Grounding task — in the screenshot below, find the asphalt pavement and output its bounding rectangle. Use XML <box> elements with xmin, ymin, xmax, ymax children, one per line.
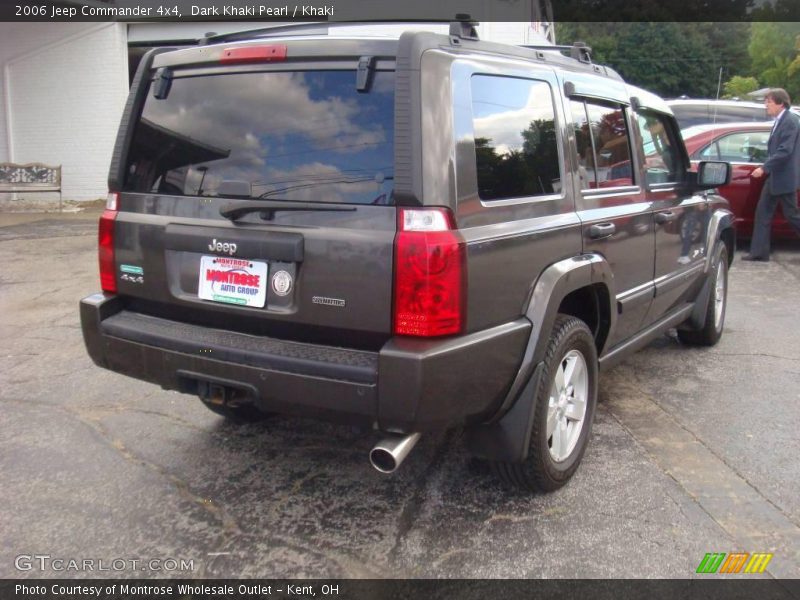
<box><xmin>0</xmin><ymin>210</ymin><xmax>798</xmax><ymax>580</ymax></box>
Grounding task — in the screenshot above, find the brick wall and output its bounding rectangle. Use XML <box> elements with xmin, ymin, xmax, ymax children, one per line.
<box><xmin>0</xmin><ymin>23</ymin><xmax>129</xmax><ymax>203</ymax></box>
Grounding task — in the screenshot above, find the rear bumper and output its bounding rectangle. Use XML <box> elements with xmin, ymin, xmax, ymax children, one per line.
<box><xmin>80</xmin><ymin>294</ymin><xmax>530</xmax><ymax>432</ymax></box>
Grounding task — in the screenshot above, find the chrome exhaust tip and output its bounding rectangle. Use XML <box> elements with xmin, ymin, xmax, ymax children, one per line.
<box><xmin>369</xmin><ymin>432</ymin><xmax>421</xmax><ymax>473</ymax></box>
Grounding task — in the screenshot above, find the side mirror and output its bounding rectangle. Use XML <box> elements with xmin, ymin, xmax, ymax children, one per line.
<box><xmin>695</xmin><ymin>161</ymin><xmax>731</xmax><ymax>189</ymax></box>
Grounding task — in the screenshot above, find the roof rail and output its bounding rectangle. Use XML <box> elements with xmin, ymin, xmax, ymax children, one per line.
<box><xmin>570</xmin><ymin>42</ymin><xmax>592</xmax><ymax>63</ymax></box>
<box><xmin>449</xmin><ymin>14</ymin><xmax>479</xmax><ymax>40</ymax></box>
<box><xmin>521</xmin><ymin>42</ymin><xmax>592</xmax><ymax>64</ymax></box>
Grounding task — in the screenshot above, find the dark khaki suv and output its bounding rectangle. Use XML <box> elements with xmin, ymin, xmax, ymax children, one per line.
<box><xmin>81</xmin><ymin>21</ymin><xmax>735</xmax><ymax>491</ymax></box>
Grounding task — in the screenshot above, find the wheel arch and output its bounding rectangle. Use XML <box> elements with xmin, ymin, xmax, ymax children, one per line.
<box><xmin>556</xmin><ymin>283</ymin><xmax>612</xmax><ymax>359</ymax></box>
<box><xmin>705</xmin><ymin>208</ymin><xmax>736</xmax><ymax>271</ymax></box>
<box><xmin>525</xmin><ymin>254</ymin><xmax>616</xmax><ymax>366</ymax></box>
<box><xmin>719</xmin><ymin>224</ymin><xmax>735</xmax><ymax>267</ymax></box>
<box><xmin>464</xmin><ymin>254</ymin><xmax>615</xmax><ymax>462</ymax></box>
<box><xmin>682</xmin><ymin>209</ymin><xmax>735</xmax><ymax>332</ymax></box>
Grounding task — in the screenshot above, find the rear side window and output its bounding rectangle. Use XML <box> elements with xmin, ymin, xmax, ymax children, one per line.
<box><xmin>471</xmin><ymin>75</ymin><xmax>561</xmax><ymax>201</ymax></box>
<box><xmin>570</xmin><ymin>99</ymin><xmax>634</xmax><ymax>190</ymax></box>
<box><xmin>123</xmin><ymin>70</ymin><xmax>395</xmax><ymax>205</ymax></box>
<box><xmin>636</xmin><ymin>111</ymin><xmax>682</xmax><ymax>185</ymax></box>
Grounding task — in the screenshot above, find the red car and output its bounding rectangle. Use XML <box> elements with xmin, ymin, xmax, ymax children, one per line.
<box><xmin>682</xmin><ymin>122</ymin><xmax>799</xmax><ymax>239</ymax></box>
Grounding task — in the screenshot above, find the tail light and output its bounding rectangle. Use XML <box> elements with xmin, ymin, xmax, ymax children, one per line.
<box><xmin>99</xmin><ymin>192</ymin><xmax>118</xmax><ymax>293</ymax></box>
<box><xmin>393</xmin><ymin>208</ymin><xmax>466</xmax><ymax>337</ymax></box>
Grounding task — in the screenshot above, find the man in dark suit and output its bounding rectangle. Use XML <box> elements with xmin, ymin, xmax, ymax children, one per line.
<box><xmin>744</xmin><ymin>88</ymin><xmax>800</xmax><ymax>261</ymax></box>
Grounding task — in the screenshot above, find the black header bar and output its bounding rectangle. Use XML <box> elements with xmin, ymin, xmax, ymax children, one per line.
<box><xmin>2</xmin><ymin>0</ymin><xmax>799</xmax><ymax>22</ymax></box>
<box><xmin>2</xmin><ymin>579</ymin><xmax>800</xmax><ymax>600</ymax></box>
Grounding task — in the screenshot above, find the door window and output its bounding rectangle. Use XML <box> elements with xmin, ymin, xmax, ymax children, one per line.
<box><xmin>716</xmin><ymin>131</ymin><xmax>770</xmax><ymax>163</ymax></box>
<box><xmin>697</xmin><ymin>142</ymin><xmax>720</xmax><ymax>160</ymax></box>
<box><xmin>570</xmin><ymin>100</ymin><xmax>634</xmax><ymax>190</ymax></box>
<box><xmin>570</xmin><ymin>101</ymin><xmax>596</xmax><ymax>189</ymax></box>
<box><xmin>636</xmin><ymin>112</ymin><xmax>682</xmax><ymax>185</ymax></box>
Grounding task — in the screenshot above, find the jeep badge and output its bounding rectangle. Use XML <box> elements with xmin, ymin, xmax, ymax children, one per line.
<box><xmin>208</xmin><ymin>239</ymin><xmax>238</xmax><ymax>255</ymax></box>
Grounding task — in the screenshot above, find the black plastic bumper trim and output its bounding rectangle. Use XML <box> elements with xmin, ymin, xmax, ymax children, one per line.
<box><xmin>100</xmin><ymin>310</ymin><xmax>377</xmax><ymax>384</ymax></box>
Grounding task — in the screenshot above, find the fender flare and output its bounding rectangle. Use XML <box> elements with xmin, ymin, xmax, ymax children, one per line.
<box><xmin>684</xmin><ymin>208</ymin><xmax>736</xmax><ymax>330</ymax></box>
<box><xmin>465</xmin><ymin>254</ymin><xmax>615</xmax><ymax>462</ymax></box>
<box><xmin>525</xmin><ymin>254</ymin><xmax>616</xmax><ymax>369</ymax></box>
<box><xmin>704</xmin><ymin>208</ymin><xmax>735</xmax><ymax>273</ymax></box>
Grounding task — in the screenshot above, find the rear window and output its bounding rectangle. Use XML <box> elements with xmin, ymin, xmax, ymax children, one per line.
<box><xmin>123</xmin><ymin>70</ymin><xmax>395</xmax><ymax>205</ymax></box>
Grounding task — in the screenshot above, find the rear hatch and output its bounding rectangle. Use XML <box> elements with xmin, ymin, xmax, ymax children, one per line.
<box><xmin>111</xmin><ymin>41</ymin><xmax>398</xmax><ymax>349</ymax></box>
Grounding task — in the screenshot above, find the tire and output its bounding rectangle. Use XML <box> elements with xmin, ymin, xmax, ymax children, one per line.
<box><xmin>492</xmin><ymin>314</ymin><xmax>599</xmax><ymax>492</ymax></box>
<box><xmin>678</xmin><ymin>244</ymin><xmax>728</xmax><ymax>347</ymax></box>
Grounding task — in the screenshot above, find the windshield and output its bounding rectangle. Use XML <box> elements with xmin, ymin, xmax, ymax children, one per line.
<box><xmin>123</xmin><ymin>70</ymin><xmax>395</xmax><ymax>205</ymax></box>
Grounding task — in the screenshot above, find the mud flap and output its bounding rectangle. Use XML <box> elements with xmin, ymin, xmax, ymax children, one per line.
<box><xmin>680</xmin><ymin>247</ymin><xmax>718</xmax><ymax>332</ymax></box>
<box><xmin>464</xmin><ymin>362</ymin><xmax>545</xmax><ymax>463</ymax></box>
<box><xmin>683</xmin><ymin>272</ymin><xmax>712</xmax><ymax>331</ymax></box>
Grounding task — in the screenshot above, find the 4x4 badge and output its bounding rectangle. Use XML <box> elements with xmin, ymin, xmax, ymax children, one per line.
<box><xmin>120</xmin><ymin>264</ymin><xmax>144</xmax><ymax>284</ymax></box>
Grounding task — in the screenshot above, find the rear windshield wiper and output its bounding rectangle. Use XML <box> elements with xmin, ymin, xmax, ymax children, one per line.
<box><xmin>220</xmin><ymin>199</ymin><xmax>357</xmax><ymax>221</ymax></box>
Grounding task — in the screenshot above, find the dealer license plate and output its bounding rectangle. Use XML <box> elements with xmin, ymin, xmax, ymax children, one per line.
<box><xmin>198</xmin><ymin>255</ymin><xmax>268</xmax><ymax>308</ymax></box>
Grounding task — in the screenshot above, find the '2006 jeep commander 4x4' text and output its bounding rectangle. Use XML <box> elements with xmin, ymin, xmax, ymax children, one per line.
<box><xmin>81</xmin><ymin>21</ymin><xmax>735</xmax><ymax>492</ymax></box>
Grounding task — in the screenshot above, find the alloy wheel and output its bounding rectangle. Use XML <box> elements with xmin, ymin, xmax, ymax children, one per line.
<box><xmin>546</xmin><ymin>349</ymin><xmax>589</xmax><ymax>462</ymax></box>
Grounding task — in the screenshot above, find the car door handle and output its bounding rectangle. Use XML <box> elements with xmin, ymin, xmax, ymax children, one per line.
<box><xmin>655</xmin><ymin>210</ymin><xmax>678</xmax><ymax>224</ymax></box>
<box><xmin>588</xmin><ymin>223</ymin><xmax>616</xmax><ymax>239</ymax></box>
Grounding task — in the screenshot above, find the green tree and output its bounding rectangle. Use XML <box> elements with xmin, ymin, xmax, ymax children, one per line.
<box><xmin>552</xmin><ymin>0</ymin><xmax>752</xmax><ymax>22</ymax></box>
<box><xmin>751</xmin><ymin>0</ymin><xmax>800</xmax><ymax>21</ymax></box>
<box><xmin>722</xmin><ymin>75</ymin><xmax>760</xmax><ymax>99</ymax></box>
<box><xmin>555</xmin><ymin>22</ymin><xmax>751</xmax><ymax>99</ymax></box>
<box><xmin>789</xmin><ymin>35</ymin><xmax>800</xmax><ymax>78</ymax></box>
<box><xmin>749</xmin><ymin>22</ymin><xmax>800</xmax><ymax>98</ymax></box>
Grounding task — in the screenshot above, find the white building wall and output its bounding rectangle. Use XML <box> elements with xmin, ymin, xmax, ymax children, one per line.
<box><xmin>0</xmin><ymin>23</ymin><xmax>128</xmax><ymax>202</ymax></box>
<box><xmin>0</xmin><ymin>23</ymin><xmax>100</xmax><ymax>162</ymax></box>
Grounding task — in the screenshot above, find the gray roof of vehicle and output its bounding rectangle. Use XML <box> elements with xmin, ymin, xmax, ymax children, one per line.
<box><xmin>667</xmin><ymin>99</ymin><xmax>765</xmax><ymax>109</ymax></box>
<box><xmin>151</xmin><ymin>30</ymin><xmax>625</xmax><ymax>83</ymax></box>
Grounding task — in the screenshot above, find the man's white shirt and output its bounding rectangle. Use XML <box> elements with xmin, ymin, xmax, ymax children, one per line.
<box><xmin>770</xmin><ymin>108</ymin><xmax>786</xmax><ymax>136</ymax></box>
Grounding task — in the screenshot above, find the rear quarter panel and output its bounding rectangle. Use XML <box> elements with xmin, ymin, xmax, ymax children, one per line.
<box><xmin>420</xmin><ymin>50</ymin><xmax>583</xmax><ymax>334</ymax></box>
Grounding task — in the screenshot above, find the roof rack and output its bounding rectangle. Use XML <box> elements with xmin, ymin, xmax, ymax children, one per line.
<box><xmin>199</xmin><ymin>17</ymin><xmax>482</xmax><ymax>46</ymax></box>
<box><xmin>199</xmin><ymin>22</ymin><xmax>335</xmax><ymax>45</ymax></box>
<box><xmin>194</xmin><ymin>20</ymin><xmax>602</xmax><ymax>77</ymax></box>
<box><xmin>449</xmin><ymin>14</ymin><xmax>479</xmax><ymax>40</ymax></box>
